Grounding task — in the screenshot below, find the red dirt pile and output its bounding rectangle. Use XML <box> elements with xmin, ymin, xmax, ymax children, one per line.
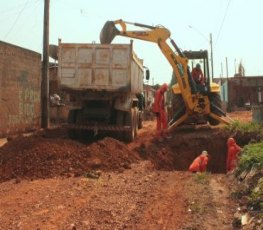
<box><xmin>0</xmin><ymin>132</ymin><xmax>139</xmax><ymax>182</ymax></box>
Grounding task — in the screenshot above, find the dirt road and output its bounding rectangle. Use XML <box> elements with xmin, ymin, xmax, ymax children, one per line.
<box><xmin>0</xmin><ymin>117</ymin><xmax>243</xmax><ymax>230</ymax></box>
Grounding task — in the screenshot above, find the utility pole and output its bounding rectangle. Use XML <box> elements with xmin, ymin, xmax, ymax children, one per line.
<box><xmin>221</xmin><ymin>62</ymin><xmax>223</xmax><ymax>78</ymax></box>
<box><xmin>210</xmin><ymin>33</ymin><xmax>214</xmax><ymax>79</ymax></box>
<box><xmin>41</xmin><ymin>0</ymin><xmax>50</xmax><ymax>128</ymax></box>
<box><xmin>226</xmin><ymin>57</ymin><xmax>229</xmax><ymax>78</ymax></box>
<box><xmin>234</xmin><ymin>58</ymin><xmax>237</xmax><ymax>75</ymax></box>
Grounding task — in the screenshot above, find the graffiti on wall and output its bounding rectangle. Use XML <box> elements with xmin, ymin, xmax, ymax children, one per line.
<box><xmin>7</xmin><ymin>70</ymin><xmax>40</xmax><ymax>126</ymax></box>
<box><xmin>8</xmin><ymin>87</ymin><xmax>40</xmax><ymax>126</ymax></box>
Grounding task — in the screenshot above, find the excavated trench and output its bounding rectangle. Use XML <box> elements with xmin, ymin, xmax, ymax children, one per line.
<box><xmin>168</xmin><ymin>129</ymin><xmax>229</xmax><ymax>173</ymax></box>
<box><xmin>135</xmin><ymin>127</ymin><xmax>258</xmax><ymax>174</ymax></box>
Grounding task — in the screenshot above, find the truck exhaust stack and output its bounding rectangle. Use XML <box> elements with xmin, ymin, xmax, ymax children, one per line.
<box><xmin>100</xmin><ymin>21</ymin><xmax>120</xmax><ymax>44</ymax></box>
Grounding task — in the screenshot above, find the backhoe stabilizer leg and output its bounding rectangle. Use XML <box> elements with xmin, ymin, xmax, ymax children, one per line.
<box><xmin>167</xmin><ymin>113</ymin><xmax>189</xmax><ymax>132</ymax></box>
<box><xmin>209</xmin><ymin>112</ymin><xmax>233</xmax><ymax>125</ymax></box>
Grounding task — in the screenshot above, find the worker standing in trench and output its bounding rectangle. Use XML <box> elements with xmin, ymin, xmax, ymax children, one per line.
<box><xmin>152</xmin><ymin>83</ymin><xmax>170</xmax><ymax>142</ymax></box>
<box><xmin>226</xmin><ymin>137</ymin><xmax>242</xmax><ymax>172</ymax></box>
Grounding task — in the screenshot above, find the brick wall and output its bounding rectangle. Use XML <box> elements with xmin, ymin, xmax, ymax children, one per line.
<box><xmin>0</xmin><ymin>41</ymin><xmax>41</xmax><ymax>137</ymax></box>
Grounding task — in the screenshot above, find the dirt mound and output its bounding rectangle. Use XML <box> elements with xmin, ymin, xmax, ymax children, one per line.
<box><xmin>0</xmin><ymin>131</ymin><xmax>139</xmax><ymax>182</ymax></box>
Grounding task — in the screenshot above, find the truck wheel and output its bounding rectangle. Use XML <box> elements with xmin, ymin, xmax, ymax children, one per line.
<box><xmin>68</xmin><ymin>109</ymin><xmax>77</xmax><ymax>139</ymax></box>
<box><xmin>208</xmin><ymin>93</ymin><xmax>223</xmax><ymax>126</ymax></box>
<box><xmin>116</xmin><ymin>110</ymin><xmax>124</xmax><ymax>125</ymax></box>
<box><xmin>124</xmin><ymin>109</ymin><xmax>135</xmax><ymax>142</ymax></box>
<box><xmin>133</xmin><ymin>108</ymin><xmax>138</xmax><ymax>137</ymax></box>
<box><xmin>116</xmin><ymin>110</ymin><xmax>124</xmax><ymax>141</ymax></box>
<box><xmin>138</xmin><ymin>111</ymin><xmax>143</xmax><ymax>129</ymax></box>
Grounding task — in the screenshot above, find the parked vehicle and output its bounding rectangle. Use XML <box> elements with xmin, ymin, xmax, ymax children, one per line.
<box><xmin>56</xmin><ymin>40</ymin><xmax>148</xmax><ymax>141</ymax></box>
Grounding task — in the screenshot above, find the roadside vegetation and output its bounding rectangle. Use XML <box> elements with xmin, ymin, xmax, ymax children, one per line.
<box><xmin>224</xmin><ymin>120</ymin><xmax>263</xmax><ymax>228</ymax></box>
<box><xmin>236</xmin><ymin>141</ymin><xmax>263</xmax><ymax>174</ymax></box>
<box><xmin>225</xmin><ymin>120</ymin><xmax>263</xmax><ymax>138</ymax></box>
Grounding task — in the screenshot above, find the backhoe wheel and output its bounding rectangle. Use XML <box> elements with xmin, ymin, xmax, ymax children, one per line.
<box><xmin>208</xmin><ymin>93</ymin><xmax>223</xmax><ymax>126</ymax></box>
<box><xmin>170</xmin><ymin>94</ymin><xmax>186</xmax><ymax>125</ymax></box>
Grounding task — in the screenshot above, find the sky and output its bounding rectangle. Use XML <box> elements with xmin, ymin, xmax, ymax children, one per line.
<box><xmin>1</xmin><ymin>0</ymin><xmax>263</xmax><ymax>85</ymax></box>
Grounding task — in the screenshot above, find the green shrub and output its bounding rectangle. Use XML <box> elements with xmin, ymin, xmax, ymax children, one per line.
<box><xmin>193</xmin><ymin>172</ymin><xmax>210</xmax><ymax>184</ymax></box>
<box><xmin>250</xmin><ymin>178</ymin><xmax>263</xmax><ymax>207</ymax></box>
<box><xmin>236</xmin><ymin>141</ymin><xmax>263</xmax><ymax>175</ymax></box>
<box><xmin>225</xmin><ymin>120</ymin><xmax>263</xmax><ymax>136</ymax></box>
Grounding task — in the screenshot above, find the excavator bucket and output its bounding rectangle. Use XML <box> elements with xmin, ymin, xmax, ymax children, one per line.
<box><xmin>100</xmin><ymin>21</ymin><xmax>120</xmax><ymax>44</ymax></box>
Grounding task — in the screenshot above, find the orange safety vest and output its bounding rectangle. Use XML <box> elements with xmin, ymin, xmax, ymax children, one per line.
<box><xmin>152</xmin><ymin>88</ymin><xmax>165</xmax><ymax>113</ymax></box>
<box><xmin>227</xmin><ymin>140</ymin><xmax>241</xmax><ymax>172</ymax></box>
<box><xmin>189</xmin><ymin>155</ymin><xmax>208</xmax><ymax>172</ymax></box>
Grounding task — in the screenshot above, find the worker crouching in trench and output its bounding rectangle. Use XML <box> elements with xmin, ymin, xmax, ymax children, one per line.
<box><xmin>189</xmin><ymin>151</ymin><xmax>209</xmax><ymax>173</ymax></box>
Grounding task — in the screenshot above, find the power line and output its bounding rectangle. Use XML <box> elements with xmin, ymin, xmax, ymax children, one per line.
<box><xmin>0</xmin><ymin>1</ymin><xmax>34</xmax><ymax>14</ymax></box>
<box><xmin>4</xmin><ymin>0</ymin><xmax>30</xmax><ymax>39</ymax></box>
<box><xmin>215</xmin><ymin>0</ymin><xmax>232</xmax><ymax>47</ymax></box>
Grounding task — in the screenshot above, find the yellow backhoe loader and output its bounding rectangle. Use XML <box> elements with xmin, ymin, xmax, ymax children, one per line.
<box><xmin>100</xmin><ymin>19</ymin><xmax>231</xmax><ymax>131</ymax></box>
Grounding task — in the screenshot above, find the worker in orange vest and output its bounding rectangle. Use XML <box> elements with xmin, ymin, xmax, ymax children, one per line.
<box><xmin>189</xmin><ymin>150</ymin><xmax>209</xmax><ymax>173</ymax></box>
<box><xmin>152</xmin><ymin>83</ymin><xmax>169</xmax><ymax>141</ymax></box>
<box><xmin>226</xmin><ymin>137</ymin><xmax>242</xmax><ymax>172</ymax></box>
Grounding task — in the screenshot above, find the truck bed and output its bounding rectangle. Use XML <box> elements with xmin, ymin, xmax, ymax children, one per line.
<box><xmin>58</xmin><ymin>41</ymin><xmax>144</xmax><ymax>94</ymax></box>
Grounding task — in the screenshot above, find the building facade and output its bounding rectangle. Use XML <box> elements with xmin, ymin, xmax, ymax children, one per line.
<box><xmin>215</xmin><ymin>76</ymin><xmax>263</xmax><ymax>111</ymax></box>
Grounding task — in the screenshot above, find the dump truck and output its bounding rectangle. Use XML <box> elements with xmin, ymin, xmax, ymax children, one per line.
<box><xmin>56</xmin><ymin>39</ymin><xmax>148</xmax><ymax>141</ymax></box>
<box><xmin>100</xmin><ymin>20</ymin><xmax>231</xmax><ymax>130</ymax></box>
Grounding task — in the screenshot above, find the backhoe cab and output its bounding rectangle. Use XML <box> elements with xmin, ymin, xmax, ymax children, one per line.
<box><xmin>100</xmin><ymin>20</ymin><xmax>231</xmax><ymax>131</ymax></box>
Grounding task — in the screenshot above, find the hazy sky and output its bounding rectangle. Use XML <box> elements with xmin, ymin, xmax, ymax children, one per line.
<box><xmin>1</xmin><ymin>0</ymin><xmax>263</xmax><ymax>84</ymax></box>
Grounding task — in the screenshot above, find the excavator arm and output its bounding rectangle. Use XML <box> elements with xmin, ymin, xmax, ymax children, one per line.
<box><xmin>100</xmin><ymin>20</ymin><xmax>194</xmax><ymax>113</ymax></box>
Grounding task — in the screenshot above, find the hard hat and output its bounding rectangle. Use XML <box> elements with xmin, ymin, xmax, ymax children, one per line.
<box><xmin>201</xmin><ymin>150</ymin><xmax>208</xmax><ymax>156</ymax></box>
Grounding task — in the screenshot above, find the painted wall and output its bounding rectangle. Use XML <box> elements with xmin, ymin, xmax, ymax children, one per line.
<box><xmin>0</xmin><ymin>41</ymin><xmax>41</xmax><ymax>137</ymax></box>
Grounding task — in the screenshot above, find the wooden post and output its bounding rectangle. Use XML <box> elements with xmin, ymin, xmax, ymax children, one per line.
<box><xmin>41</xmin><ymin>0</ymin><xmax>50</xmax><ymax>128</ymax></box>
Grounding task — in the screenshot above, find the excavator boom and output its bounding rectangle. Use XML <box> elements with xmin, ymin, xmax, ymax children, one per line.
<box><xmin>101</xmin><ymin>20</ymin><xmax>194</xmax><ymax>113</ymax></box>
<box><xmin>100</xmin><ymin>19</ymin><xmax>231</xmax><ymax>130</ymax></box>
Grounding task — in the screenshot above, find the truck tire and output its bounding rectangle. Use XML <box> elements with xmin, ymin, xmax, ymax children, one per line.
<box><xmin>208</xmin><ymin>93</ymin><xmax>224</xmax><ymax>126</ymax></box>
<box><xmin>116</xmin><ymin>110</ymin><xmax>125</xmax><ymax>141</ymax></box>
<box><xmin>138</xmin><ymin>111</ymin><xmax>143</xmax><ymax>129</ymax></box>
<box><xmin>124</xmin><ymin>109</ymin><xmax>137</xmax><ymax>142</ymax></box>
<box><xmin>133</xmin><ymin>108</ymin><xmax>139</xmax><ymax>136</ymax></box>
<box><xmin>116</xmin><ymin>110</ymin><xmax>124</xmax><ymax>125</ymax></box>
<box><xmin>68</xmin><ymin>109</ymin><xmax>77</xmax><ymax>139</ymax></box>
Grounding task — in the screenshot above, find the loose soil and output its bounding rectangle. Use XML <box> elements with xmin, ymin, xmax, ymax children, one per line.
<box><xmin>0</xmin><ymin>112</ymin><xmax>255</xmax><ymax>229</ymax></box>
